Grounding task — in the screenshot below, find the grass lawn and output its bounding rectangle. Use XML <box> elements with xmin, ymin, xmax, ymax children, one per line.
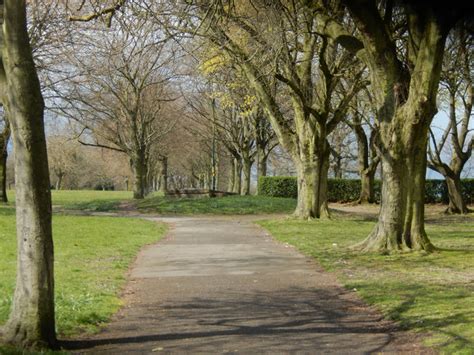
<box><xmin>137</xmin><ymin>195</ymin><xmax>297</xmax><ymax>215</ymax></box>
<box><xmin>257</xmin><ymin>213</ymin><xmax>474</xmax><ymax>354</ymax></box>
<box><xmin>0</xmin><ymin>206</ymin><xmax>167</xmax><ymax>337</ymax></box>
<box><xmin>5</xmin><ymin>190</ymin><xmax>133</xmax><ymax>211</ymax></box>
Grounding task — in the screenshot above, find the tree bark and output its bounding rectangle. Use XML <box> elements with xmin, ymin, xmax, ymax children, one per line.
<box><xmin>158</xmin><ymin>156</ymin><xmax>168</xmax><ymax>194</ymax></box>
<box><xmin>241</xmin><ymin>157</ymin><xmax>252</xmax><ymax>195</ymax></box>
<box><xmin>340</xmin><ymin>1</ymin><xmax>453</xmax><ymax>252</ymax></box>
<box><xmin>233</xmin><ymin>157</ymin><xmax>242</xmax><ymax>194</ymax></box>
<box><xmin>257</xmin><ymin>150</ymin><xmax>268</xmax><ymax>178</ymax></box>
<box><xmin>132</xmin><ymin>152</ymin><xmax>147</xmax><ymax>199</ymax></box>
<box><xmin>445</xmin><ymin>174</ymin><xmax>468</xmax><ymax>214</ymax></box>
<box><xmin>356</xmin><ymin>138</ymin><xmax>434</xmax><ymax>252</ymax></box>
<box><xmin>359</xmin><ymin>168</ymin><xmax>376</xmax><ymax>204</ymax></box>
<box><xmin>227</xmin><ymin>158</ymin><xmax>235</xmax><ymax>192</ymax></box>
<box><xmin>294</xmin><ymin>145</ymin><xmax>330</xmax><ymax>219</ymax></box>
<box><xmin>1</xmin><ymin>0</ymin><xmax>56</xmax><ymax>348</ymax></box>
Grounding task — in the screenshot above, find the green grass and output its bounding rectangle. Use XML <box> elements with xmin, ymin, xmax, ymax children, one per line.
<box><xmin>5</xmin><ymin>190</ymin><xmax>133</xmax><ymax>211</ymax></box>
<box><xmin>137</xmin><ymin>195</ymin><xmax>297</xmax><ymax>215</ymax></box>
<box><xmin>0</xmin><ymin>211</ymin><xmax>167</xmax><ymax>337</ymax></box>
<box><xmin>257</xmin><ymin>215</ymin><xmax>474</xmax><ymax>354</ymax></box>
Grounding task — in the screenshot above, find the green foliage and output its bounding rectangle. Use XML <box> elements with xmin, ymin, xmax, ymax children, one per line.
<box><xmin>461</xmin><ymin>179</ymin><xmax>474</xmax><ymax>205</ymax></box>
<box><xmin>258</xmin><ymin>176</ymin><xmax>298</xmax><ymax>198</ymax></box>
<box><xmin>258</xmin><ymin>214</ymin><xmax>474</xmax><ymax>353</ymax></box>
<box><xmin>258</xmin><ymin>176</ymin><xmax>474</xmax><ymax>204</ymax></box>
<box><xmin>0</xmin><ymin>209</ymin><xmax>166</xmax><ymax>336</ymax></box>
<box><xmin>137</xmin><ymin>195</ymin><xmax>297</xmax><ymax>215</ymax></box>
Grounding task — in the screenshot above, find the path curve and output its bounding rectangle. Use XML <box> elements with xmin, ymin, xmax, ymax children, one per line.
<box><xmin>66</xmin><ymin>216</ymin><xmax>430</xmax><ymax>354</ymax></box>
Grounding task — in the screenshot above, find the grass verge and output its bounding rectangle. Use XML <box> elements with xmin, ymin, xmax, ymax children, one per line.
<box><xmin>137</xmin><ymin>195</ymin><xmax>297</xmax><ymax>215</ymax></box>
<box><xmin>257</xmin><ymin>214</ymin><xmax>474</xmax><ymax>354</ymax></box>
<box><xmin>0</xmin><ymin>211</ymin><xmax>166</xmax><ymax>337</ymax></box>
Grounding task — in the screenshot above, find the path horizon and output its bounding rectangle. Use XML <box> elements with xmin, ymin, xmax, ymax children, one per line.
<box><xmin>64</xmin><ymin>215</ymin><xmax>431</xmax><ymax>354</ymax></box>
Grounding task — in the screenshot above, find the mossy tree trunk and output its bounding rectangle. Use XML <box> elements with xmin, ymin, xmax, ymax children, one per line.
<box><xmin>338</xmin><ymin>1</ymin><xmax>456</xmax><ymax>252</ymax></box>
<box><xmin>0</xmin><ymin>0</ymin><xmax>56</xmax><ymax>348</ymax></box>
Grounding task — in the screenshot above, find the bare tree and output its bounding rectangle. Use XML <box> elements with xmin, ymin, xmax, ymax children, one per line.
<box><xmin>429</xmin><ymin>23</ymin><xmax>473</xmax><ymax>214</ymax></box>
<box><xmin>58</xmin><ymin>10</ymin><xmax>178</xmax><ymax>198</ymax></box>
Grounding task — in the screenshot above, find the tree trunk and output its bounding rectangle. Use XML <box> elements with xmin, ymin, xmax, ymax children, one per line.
<box><xmin>1</xmin><ymin>0</ymin><xmax>56</xmax><ymax>349</ymax></box>
<box><xmin>0</xmin><ymin>133</ymin><xmax>8</xmax><ymax>203</ymax></box>
<box><xmin>158</xmin><ymin>156</ymin><xmax>168</xmax><ymax>194</ymax></box>
<box><xmin>241</xmin><ymin>157</ymin><xmax>252</xmax><ymax>195</ymax></box>
<box><xmin>256</xmin><ymin>151</ymin><xmax>268</xmax><ymax>195</ymax></box>
<box><xmin>132</xmin><ymin>152</ymin><xmax>147</xmax><ymax>199</ymax></box>
<box><xmin>355</xmin><ymin>132</ymin><xmax>435</xmax><ymax>253</ymax></box>
<box><xmin>227</xmin><ymin>158</ymin><xmax>235</xmax><ymax>192</ymax></box>
<box><xmin>445</xmin><ymin>174</ymin><xmax>468</xmax><ymax>214</ymax></box>
<box><xmin>359</xmin><ymin>168</ymin><xmax>376</xmax><ymax>204</ymax></box>
<box><xmin>233</xmin><ymin>158</ymin><xmax>242</xmax><ymax>194</ymax></box>
<box><xmin>55</xmin><ymin>173</ymin><xmax>63</xmax><ymax>191</ymax></box>
<box><xmin>293</xmin><ymin>146</ymin><xmax>330</xmax><ymax>219</ymax></box>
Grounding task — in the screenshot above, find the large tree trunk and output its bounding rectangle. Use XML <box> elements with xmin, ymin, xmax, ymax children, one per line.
<box><xmin>341</xmin><ymin>1</ymin><xmax>451</xmax><ymax>252</ymax></box>
<box><xmin>1</xmin><ymin>0</ymin><xmax>56</xmax><ymax>348</ymax></box>
<box><xmin>445</xmin><ymin>174</ymin><xmax>468</xmax><ymax>214</ymax></box>
<box><xmin>241</xmin><ymin>157</ymin><xmax>252</xmax><ymax>195</ymax></box>
<box><xmin>355</xmin><ymin>117</ymin><xmax>435</xmax><ymax>253</ymax></box>
<box><xmin>233</xmin><ymin>158</ymin><xmax>242</xmax><ymax>194</ymax></box>
<box><xmin>293</xmin><ymin>145</ymin><xmax>330</xmax><ymax>219</ymax></box>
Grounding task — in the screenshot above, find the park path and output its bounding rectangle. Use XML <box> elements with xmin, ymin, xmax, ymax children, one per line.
<box><xmin>66</xmin><ymin>216</ymin><xmax>429</xmax><ymax>354</ymax></box>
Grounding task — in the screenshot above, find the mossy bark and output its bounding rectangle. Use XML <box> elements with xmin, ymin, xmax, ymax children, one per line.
<box><xmin>1</xmin><ymin>0</ymin><xmax>56</xmax><ymax>348</ymax></box>
<box><xmin>341</xmin><ymin>1</ymin><xmax>452</xmax><ymax>252</ymax></box>
<box><xmin>293</xmin><ymin>143</ymin><xmax>330</xmax><ymax>219</ymax></box>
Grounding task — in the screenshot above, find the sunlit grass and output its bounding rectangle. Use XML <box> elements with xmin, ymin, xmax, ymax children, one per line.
<box><xmin>5</xmin><ymin>190</ymin><xmax>132</xmax><ymax>211</ymax></box>
<box><xmin>257</xmin><ymin>215</ymin><xmax>474</xmax><ymax>354</ymax></box>
<box><xmin>137</xmin><ymin>195</ymin><xmax>297</xmax><ymax>215</ymax></box>
<box><xmin>0</xmin><ymin>212</ymin><xmax>166</xmax><ymax>337</ymax></box>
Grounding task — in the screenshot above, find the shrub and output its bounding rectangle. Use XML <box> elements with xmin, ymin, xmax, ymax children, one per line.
<box><xmin>258</xmin><ymin>176</ymin><xmax>297</xmax><ymax>198</ymax></box>
<box><xmin>258</xmin><ymin>176</ymin><xmax>474</xmax><ymax>204</ymax></box>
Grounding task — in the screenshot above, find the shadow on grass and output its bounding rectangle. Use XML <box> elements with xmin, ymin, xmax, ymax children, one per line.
<box><xmin>0</xmin><ymin>206</ymin><xmax>15</xmax><ymax>216</ymax></box>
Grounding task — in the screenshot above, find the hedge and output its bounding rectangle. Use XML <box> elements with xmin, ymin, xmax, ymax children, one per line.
<box><xmin>258</xmin><ymin>176</ymin><xmax>474</xmax><ymax>204</ymax></box>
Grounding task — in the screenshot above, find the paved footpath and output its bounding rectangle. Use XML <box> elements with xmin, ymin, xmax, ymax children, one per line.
<box><xmin>66</xmin><ymin>216</ymin><xmax>429</xmax><ymax>354</ymax></box>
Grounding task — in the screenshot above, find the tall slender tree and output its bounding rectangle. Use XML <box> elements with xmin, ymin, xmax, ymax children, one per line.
<box><xmin>0</xmin><ymin>0</ymin><xmax>56</xmax><ymax>348</ymax></box>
